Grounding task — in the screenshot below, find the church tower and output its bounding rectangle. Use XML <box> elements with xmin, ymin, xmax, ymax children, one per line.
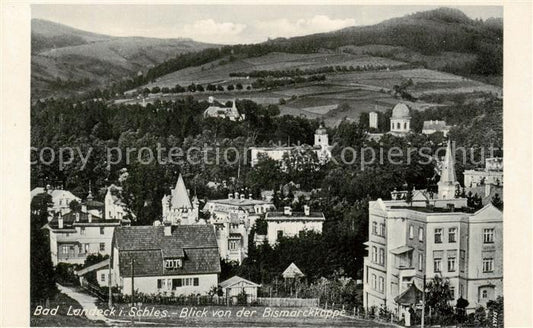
<box><xmin>314</xmin><ymin>124</ymin><xmax>329</xmax><ymax>148</ymax></box>
<box><xmin>438</xmin><ymin>139</ymin><xmax>460</xmax><ymax>199</ymax></box>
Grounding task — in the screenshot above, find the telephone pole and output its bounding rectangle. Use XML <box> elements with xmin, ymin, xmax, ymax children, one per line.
<box><xmin>131</xmin><ymin>258</ymin><xmax>135</xmax><ymax>326</ymax></box>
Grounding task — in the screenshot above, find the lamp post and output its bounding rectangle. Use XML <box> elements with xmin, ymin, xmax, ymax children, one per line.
<box><xmin>131</xmin><ymin>258</ymin><xmax>135</xmax><ymax>326</ymax></box>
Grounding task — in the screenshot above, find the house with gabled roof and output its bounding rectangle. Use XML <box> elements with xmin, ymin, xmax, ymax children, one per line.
<box><xmin>110</xmin><ymin>224</ymin><xmax>221</xmax><ymax>296</ymax></box>
<box><xmin>219</xmin><ymin>276</ymin><xmax>261</xmax><ymax>304</ymax></box>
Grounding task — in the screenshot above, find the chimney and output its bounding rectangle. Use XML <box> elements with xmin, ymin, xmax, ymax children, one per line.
<box><xmin>304</xmin><ymin>205</ymin><xmax>310</xmax><ymax>216</ymax></box>
<box><xmin>228</xmin><ymin>193</ymin><xmax>233</xmax><ymax>199</ymax></box>
<box><xmin>283</xmin><ymin>206</ymin><xmax>292</xmax><ymax>216</ymax></box>
<box><xmin>58</xmin><ymin>213</ymin><xmax>63</xmax><ymax>229</ymax></box>
<box><xmin>88</xmin><ymin>213</ymin><xmax>92</xmax><ymax>223</ymax></box>
<box><xmin>447</xmin><ymin>203</ymin><xmax>455</xmax><ymax>212</ymax></box>
<box><xmin>75</xmin><ymin>212</ymin><xmax>80</xmax><ymax>222</ymax></box>
<box><xmin>164</xmin><ymin>223</ymin><xmax>172</xmax><ymax>236</ymax></box>
<box><xmin>240</xmin><ymin>194</ymin><xmax>245</xmax><ymax>200</ymax></box>
<box><xmin>234</xmin><ymin>191</ymin><xmax>239</xmax><ymax>199</ymax></box>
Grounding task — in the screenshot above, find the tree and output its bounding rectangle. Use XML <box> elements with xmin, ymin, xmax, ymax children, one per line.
<box><xmin>491</xmin><ymin>193</ymin><xmax>503</xmax><ymax>210</ymax></box>
<box><xmin>425</xmin><ymin>275</ymin><xmax>454</xmax><ymax>318</ymax></box>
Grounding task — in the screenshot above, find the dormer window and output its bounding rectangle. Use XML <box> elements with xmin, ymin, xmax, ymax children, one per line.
<box><xmin>165</xmin><ymin>258</ymin><xmax>183</xmax><ymax>269</ymax></box>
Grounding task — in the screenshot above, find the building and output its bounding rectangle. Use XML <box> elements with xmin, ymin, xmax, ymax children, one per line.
<box><xmin>264</xmin><ymin>205</ymin><xmax>325</xmax><ymax>245</ymax></box>
<box><xmin>219</xmin><ymin>276</ymin><xmax>261</xmax><ymax>304</ymax></box>
<box><xmin>203</xmin><ymin>193</ymin><xmax>275</xmax><ymax>263</ymax></box>
<box><xmin>369</xmin><ymin>111</ymin><xmax>378</xmax><ymax>129</ymax></box>
<box><xmin>422</xmin><ymin>120</ymin><xmax>451</xmax><ymax>136</ymax></box>
<box><xmin>46</xmin><ymin>209</ymin><xmax>124</xmax><ymax>266</ymax></box>
<box><xmin>31</xmin><ymin>185</ymin><xmax>81</xmax><ymax>215</ymax></box>
<box><xmin>363</xmin><ymin>140</ymin><xmax>503</xmax><ymax>315</ymax></box>
<box><xmin>161</xmin><ymin>174</ymin><xmax>200</xmax><ymax>225</ymax></box>
<box><xmin>105</xmin><ymin>184</ymin><xmax>135</xmax><ymax>221</ymax></box>
<box><xmin>75</xmin><ymin>259</ymin><xmax>111</xmax><ymax>288</ymax></box>
<box><xmin>249</xmin><ymin>125</ymin><xmax>332</xmax><ymax>167</ymax></box>
<box><xmin>109</xmin><ymin>224</ymin><xmax>221</xmax><ymax>296</ymax></box>
<box><xmin>203</xmin><ymin>98</ymin><xmax>244</xmax><ymax>121</ymax></box>
<box><xmin>464</xmin><ymin>158</ymin><xmax>503</xmax><ymax>188</ymax></box>
<box><xmin>389</xmin><ymin>103</ymin><xmax>411</xmax><ymax>136</ymax></box>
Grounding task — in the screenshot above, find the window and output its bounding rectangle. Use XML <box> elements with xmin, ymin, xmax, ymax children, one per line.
<box><xmin>99</xmin><ymin>243</ymin><xmax>105</xmax><ymax>252</ymax></box>
<box><xmin>481</xmin><ymin>290</ymin><xmax>488</xmax><ymax>298</ymax></box>
<box><xmin>418</xmin><ymin>253</ymin><xmax>424</xmax><ymax>271</ymax></box>
<box><xmin>379</xmin><ymin>248</ymin><xmax>385</xmax><ymax>265</ymax></box>
<box><xmin>418</xmin><ymin>227</ymin><xmax>424</xmax><ymax>242</ymax></box>
<box><xmin>434</xmin><ymin>258</ymin><xmax>442</xmax><ymax>273</ymax></box>
<box><xmin>172</xmin><ymin>278</ymin><xmax>182</xmax><ymax>289</ymax></box>
<box><xmin>228</xmin><ymin>240</ymin><xmax>238</xmax><ymax>251</ymax></box>
<box><xmin>62</xmin><ymin>245</ymin><xmax>69</xmax><ymax>254</ymax></box>
<box><xmin>157</xmin><ymin>279</ymin><xmax>169</xmax><ymax>289</ymax></box>
<box><xmin>277</xmin><ymin>230</ymin><xmax>283</xmax><ymax>239</ymax></box>
<box><xmin>448</xmin><ymin>257</ymin><xmax>456</xmax><ymax>272</ymax></box>
<box><xmin>448</xmin><ymin>228</ymin><xmax>457</xmax><ymax>243</ymax></box>
<box><xmin>371</xmin><ymin>274</ymin><xmax>376</xmax><ymax>289</ymax></box>
<box><xmin>80</xmin><ymin>227</ymin><xmax>86</xmax><ymax>235</ymax></box>
<box><xmin>84</xmin><ymin>243</ymin><xmax>89</xmax><ymax>253</ymax></box>
<box><xmin>483</xmin><ymin>258</ymin><xmax>494</xmax><ymax>272</ymax></box>
<box><xmin>100</xmin><ymin>273</ymin><xmax>105</xmax><ymax>282</ymax></box>
<box><xmin>409</xmin><ymin>225</ymin><xmax>414</xmax><ymax>239</ymax></box>
<box><xmin>372</xmin><ymin>246</ymin><xmax>377</xmax><ymax>263</ymax></box>
<box><xmin>379</xmin><ymin>223</ymin><xmax>385</xmax><ymax>237</ymax></box>
<box><xmin>165</xmin><ymin>259</ymin><xmax>183</xmax><ymax>269</ymax></box>
<box><xmin>378</xmin><ymin>277</ymin><xmax>384</xmax><ymax>292</ymax></box>
<box><xmin>100</xmin><ymin>227</ymin><xmax>105</xmax><ymax>235</ymax></box>
<box><xmin>372</xmin><ymin>222</ymin><xmax>378</xmax><ymax>235</ymax></box>
<box><xmin>483</xmin><ymin>228</ymin><xmax>494</xmax><ymax>243</ymax></box>
<box><xmin>193</xmin><ymin>278</ymin><xmax>199</xmax><ymax>286</ymax></box>
<box><xmin>449</xmin><ymin>287</ymin><xmax>455</xmax><ymax>300</ymax></box>
<box><xmin>434</xmin><ymin>228</ymin><xmax>442</xmax><ymax>243</ymax></box>
<box><xmin>460</xmin><ymin>250</ymin><xmax>466</xmax><ymax>272</ymax></box>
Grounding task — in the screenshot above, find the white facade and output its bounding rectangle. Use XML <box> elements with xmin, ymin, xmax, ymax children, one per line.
<box><xmin>203</xmin><ymin>195</ymin><xmax>275</xmax><ymax>263</ymax></box>
<box><xmin>369</xmin><ymin>112</ymin><xmax>378</xmax><ymax>129</ymax></box>
<box><xmin>389</xmin><ymin>103</ymin><xmax>411</xmax><ymax>136</ymax></box>
<box><xmin>31</xmin><ymin>187</ymin><xmax>81</xmax><ymax>215</ymax></box>
<box><xmin>105</xmin><ymin>185</ymin><xmax>129</xmax><ymax>221</ymax></box>
<box><xmin>265</xmin><ymin>208</ymin><xmax>325</xmax><ymax>245</ymax></box>
<box><xmin>162</xmin><ymin>174</ymin><xmax>200</xmax><ymax>225</ymax></box>
<box><xmin>463</xmin><ymin>158</ymin><xmax>503</xmax><ymax>188</ymax></box>
<box><xmin>119</xmin><ymin>274</ymin><xmax>218</xmax><ymax>296</ymax></box>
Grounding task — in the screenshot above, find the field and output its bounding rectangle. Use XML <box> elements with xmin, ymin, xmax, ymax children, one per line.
<box><xmin>98</xmin><ymin>304</ymin><xmax>392</xmax><ymax>327</ymax></box>
<box><xmin>117</xmin><ymin>50</ymin><xmax>501</xmax><ymax>127</ymax></box>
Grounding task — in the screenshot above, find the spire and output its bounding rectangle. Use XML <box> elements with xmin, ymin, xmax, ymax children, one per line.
<box><xmin>440</xmin><ymin>139</ymin><xmax>457</xmax><ymax>184</ymax></box>
<box><xmin>170</xmin><ymin>174</ymin><xmax>192</xmax><ymax>209</ymax></box>
<box><xmin>438</xmin><ymin>139</ymin><xmax>459</xmax><ymax>199</ymax></box>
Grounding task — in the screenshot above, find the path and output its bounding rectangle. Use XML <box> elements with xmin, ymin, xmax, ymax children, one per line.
<box><xmin>57</xmin><ymin>284</ymin><xmax>159</xmax><ymax>326</ymax></box>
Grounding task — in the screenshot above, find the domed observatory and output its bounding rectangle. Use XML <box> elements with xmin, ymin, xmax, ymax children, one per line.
<box><xmin>390</xmin><ymin>103</ymin><xmax>411</xmax><ymax>136</ymax></box>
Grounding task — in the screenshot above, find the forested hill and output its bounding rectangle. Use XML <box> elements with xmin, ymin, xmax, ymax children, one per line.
<box><xmin>31</xmin><ymin>19</ymin><xmax>217</xmax><ymax>99</ymax></box>
<box><xmin>85</xmin><ymin>7</ymin><xmax>501</xmax><ymax>100</ymax></box>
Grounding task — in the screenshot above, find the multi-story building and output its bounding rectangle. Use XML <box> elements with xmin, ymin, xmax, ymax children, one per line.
<box><xmin>161</xmin><ymin>174</ymin><xmax>200</xmax><ymax>225</ymax></box>
<box><xmin>105</xmin><ymin>184</ymin><xmax>135</xmax><ymax>221</ymax></box>
<box><xmin>265</xmin><ymin>205</ymin><xmax>325</xmax><ymax>245</ymax></box>
<box><xmin>31</xmin><ymin>185</ymin><xmax>81</xmax><ymax>215</ymax></box>
<box><xmin>249</xmin><ymin>125</ymin><xmax>332</xmax><ymax>167</ymax></box>
<box><xmin>363</xmin><ymin>140</ymin><xmax>503</xmax><ymax>315</ymax></box>
<box><xmin>203</xmin><ymin>192</ymin><xmax>275</xmax><ymax>263</ymax></box>
<box><xmin>109</xmin><ymin>224</ymin><xmax>221</xmax><ymax>296</ymax></box>
<box><xmin>389</xmin><ymin>103</ymin><xmax>411</xmax><ymax>136</ymax></box>
<box><xmin>46</xmin><ymin>209</ymin><xmax>126</xmax><ymax>266</ymax></box>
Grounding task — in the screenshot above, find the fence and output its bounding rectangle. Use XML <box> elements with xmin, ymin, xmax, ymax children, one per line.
<box><xmin>256</xmin><ymin>297</ymin><xmax>319</xmax><ymax>307</ymax></box>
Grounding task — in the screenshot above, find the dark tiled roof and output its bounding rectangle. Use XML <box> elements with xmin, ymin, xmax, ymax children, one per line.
<box><xmin>114</xmin><ymin>225</ymin><xmax>220</xmax><ymax>277</ymax></box>
<box><xmin>48</xmin><ymin>210</ymin><xmax>121</xmax><ymax>229</ymax></box>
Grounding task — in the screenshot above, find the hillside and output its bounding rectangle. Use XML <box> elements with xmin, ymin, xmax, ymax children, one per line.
<box><xmin>31</xmin><ymin>19</ymin><xmax>217</xmax><ymax>99</ymax></box>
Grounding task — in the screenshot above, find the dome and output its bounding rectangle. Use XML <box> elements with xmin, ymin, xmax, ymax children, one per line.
<box><xmin>392</xmin><ymin>103</ymin><xmax>410</xmax><ymax>118</ymax></box>
<box><xmin>315</xmin><ymin>124</ymin><xmax>327</xmax><ymax>135</ymax></box>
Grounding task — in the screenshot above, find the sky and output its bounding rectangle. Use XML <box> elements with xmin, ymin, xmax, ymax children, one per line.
<box><xmin>32</xmin><ymin>4</ymin><xmax>503</xmax><ymax>44</ymax></box>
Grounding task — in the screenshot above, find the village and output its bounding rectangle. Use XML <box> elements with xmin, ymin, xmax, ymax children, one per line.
<box><xmin>30</xmin><ymin>100</ymin><xmax>504</xmax><ymax>327</ymax></box>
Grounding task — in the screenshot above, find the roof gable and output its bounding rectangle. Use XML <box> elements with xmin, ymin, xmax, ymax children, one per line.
<box><xmin>470</xmin><ymin>203</ymin><xmax>503</xmax><ymax>222</ymax></box>
<box><xmin>282</xmin><ymin>262</ymin><xmax>305</xmax><ymax>278</ymax></box>
<box><xmin>170</xmin><ymin>174</ymin><xmax>192</xmax><ymax>209</ymax></box>
<box><xmin>219</xmin><ymin>276</ymin><xmax>261</xmax><ymax>288</ymax></box>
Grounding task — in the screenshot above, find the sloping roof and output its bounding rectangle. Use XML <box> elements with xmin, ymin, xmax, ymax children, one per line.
<box><xmin>48</xmin><ymin>210</ymin><xmax>120</xmax><ymax>229</ymax></box>
<box><xmin>390</xmin><ymin>245</ymin><xmax>414</xmax><ymax>255</ymax></box>
<box><xmin>394</xmin><ymin>283</ymin><xmax>423</xmax><ymax>305</ymax></box>
<box><xmin>76</xmin><ymin>259</ymin><xmax>110</xmax><ymax>276</ymax></box>
<box><xmin>282</xmin><ymin>262</ymin><xmax>305</xmax><ymax>279</ymax></box>
<box><xmin>219</xmin><ymin>276</ymin><xmax>261</xmax><ymax>289</ymax></box>
<box><xmin>170</xmin><ymin>174</ymin><xmax>192</xmax><ymax>209</ymax></box>
<box><xmin>114</xmin><ymin>225</ymin><xmax>220</xmax><ymax>277</ymax></box>
<box><xmin>439</xmin><ymin>140</ymin><xmax>458</xmax><ymax>185</ymax></box>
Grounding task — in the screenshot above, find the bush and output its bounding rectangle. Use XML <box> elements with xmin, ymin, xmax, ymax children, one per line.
<box><xmin>55</xmin><ymin>263</ymin><xmax>80</xmax><ymax>286</ymax></box>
